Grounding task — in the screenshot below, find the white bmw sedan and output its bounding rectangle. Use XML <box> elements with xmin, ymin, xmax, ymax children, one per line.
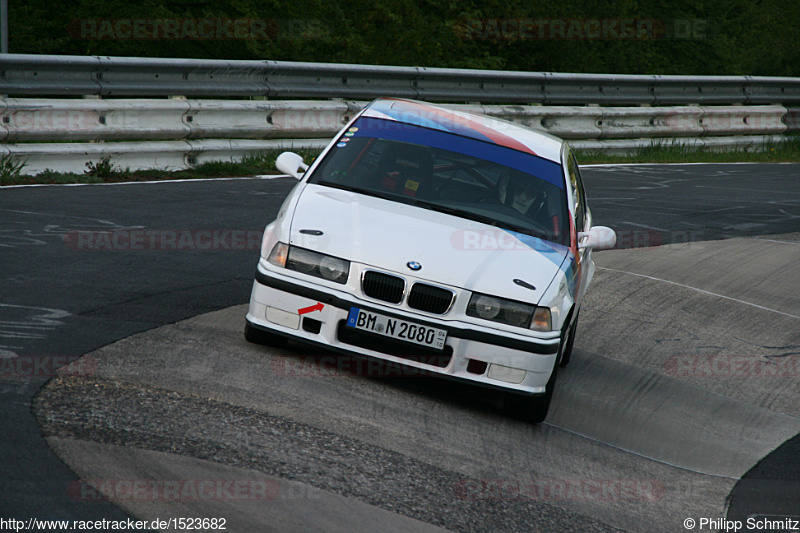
<box><xmin>245</xmin><ymin>98</ymin><xmax>615</xmax><ymax>422</ymax></box>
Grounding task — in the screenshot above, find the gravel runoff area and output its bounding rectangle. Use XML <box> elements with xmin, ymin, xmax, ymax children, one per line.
<box><xmin>35</xmin><ymin>376</ymin><xmax>622</xmax><ymax>533</ymax></box>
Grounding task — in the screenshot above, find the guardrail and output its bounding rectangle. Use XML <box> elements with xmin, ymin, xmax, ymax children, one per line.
<box><xmin>3</xmin><ymin>54</ymin><xmax>800</xmax><ymax>105</ymax></box>
<box><xmin>1</xmin><ymin>54</ymin><xmax>799</xmax><ymax>175</ymax></box>
<box><xmin>1</xmin><ymin>98</ymin><xmax>793</xmax><ymax>175</ymax></box>
<box><xmin>0</xmin><ymin>99</ymin><xmax>791</xmax><ymax>142</ymax></box>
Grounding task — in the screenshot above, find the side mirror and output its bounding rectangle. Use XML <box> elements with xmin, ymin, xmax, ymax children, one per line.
<box><xmin>578</xmin><ymin>226</ymin><xmax>616</xmax><ymax>250</ymax></box>
<box><xmin>275</xmin><ymin>152</ymin><xmax>309</xmax><ymax>180</ymax></box>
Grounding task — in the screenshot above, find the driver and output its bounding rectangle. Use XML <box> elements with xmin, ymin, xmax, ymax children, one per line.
<box><xmin>498</xmin><ymin>174</ymin><xmax>544</xmax><ymax>216</ymax></box>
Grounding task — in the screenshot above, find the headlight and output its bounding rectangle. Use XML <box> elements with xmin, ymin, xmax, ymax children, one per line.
<box><xmin>267</xmin><ymin>242</ymin><xmax>349</xmax><ymax>284</ymax></box>
<box><xmin>467</xmin><ymin>292</ymin><xmax>551</xmax><ymax>331</ymax></box>
<box><xmin>318</xmin><ymin>254</ymin><xmax>349</xmax><ymax>282</ymax></box>
<box><xmin>470</xmin><ymin>295</ymin><xmax>502</xmax><ymax>320</ymax></box>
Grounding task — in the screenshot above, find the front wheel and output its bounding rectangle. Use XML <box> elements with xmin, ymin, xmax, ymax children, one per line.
<box><xmin>559</xmin><ymin>312</ymin><xmax>579</xmax><ymax>368</ymax></box>
<box><xmin>502</xmin><ymin>363</ymin><xmax>558</xmax><ymax>423</ymax></box>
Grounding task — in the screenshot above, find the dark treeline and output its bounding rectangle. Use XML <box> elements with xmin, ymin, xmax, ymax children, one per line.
<box><xmin>10</xmin><ymin>0</ymin><xmax>799</xmax><ymax>76</ymax></box>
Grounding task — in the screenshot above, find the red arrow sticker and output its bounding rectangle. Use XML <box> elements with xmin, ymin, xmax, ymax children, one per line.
<box><xmin>297</xmin><ymin>302</ymin><xmax>324</xmax><ymax>315</ymax></box>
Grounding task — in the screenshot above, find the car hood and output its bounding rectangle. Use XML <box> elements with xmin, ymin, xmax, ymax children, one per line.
<box><xmin>289</xmin><ymin>184</ymin><xmax>569</xmax><ymax>304</ymax></box>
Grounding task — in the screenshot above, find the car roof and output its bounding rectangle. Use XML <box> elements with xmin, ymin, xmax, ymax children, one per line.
<box><xmin>361</xmin><ymin>98</ymin><xmax>565</xmax><ymax>164</ymax></box>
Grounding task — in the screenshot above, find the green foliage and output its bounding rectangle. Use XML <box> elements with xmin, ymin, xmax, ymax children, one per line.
<box><xmin>84</xmin><ymin>157</ymin><xmax>117</xmax><ymax>178</ymax></box>
<box><xmin>7</xmin><ymin>0</ymin><xmax>798</xmax><ymax>76</ymax></box>
<box><xmin>0</xmin><ymin>154</ymin><xmax>27</xmax><ymax>184</ymax></box>
<box><xmin>0</xmin><ymin>149</ymin><xmax>326</xmax><ymax>186</ymax></box>
<box><xmin>191</xmin><ymin>149</ymin><xmax>321</xmax><ymax>176</ymax></box>
<box><xmin>575</xmin><ymin>135</ymin><xmax>800</xmax><ymax>164</ymax></box>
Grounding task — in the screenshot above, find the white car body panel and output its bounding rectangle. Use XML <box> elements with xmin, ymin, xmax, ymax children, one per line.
<box><xmin>288</xmin><ymin>183</ymin><xmax>567</xmax><ymax>305</ymax></box>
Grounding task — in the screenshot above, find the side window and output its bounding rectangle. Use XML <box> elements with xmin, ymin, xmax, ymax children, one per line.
<box><xmin>567</xmin><ymin>153</ymin><xmax>587</xmax><ymax>233</ymax></box>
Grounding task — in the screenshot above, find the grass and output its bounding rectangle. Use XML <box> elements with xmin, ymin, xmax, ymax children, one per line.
<box><xmin>575</xmin><ymin>135</ymin><xmax>800</xmax><ymax>164</ymax></box>
<box><xmin>1</xmin><ymin>139</ymin><xmax>799</xmax><ymax>186</ymax></box>
<box><xmin>0</xmin><ymin>149</ymin><xmax>320</xmax><ymax>186</ymax></box>
<box><xmin>0</xmin><ymin>153</ymin><xmax>28</xmax><ymax>182</ymax></box>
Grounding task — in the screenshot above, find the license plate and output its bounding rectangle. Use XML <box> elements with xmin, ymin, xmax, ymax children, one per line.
<box><xmin>346</xmin><ymin>307</ymin><xmax>447</xmax><ymax>350</ymax></box>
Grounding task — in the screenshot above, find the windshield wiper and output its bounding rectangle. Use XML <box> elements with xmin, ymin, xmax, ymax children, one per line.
<box><xmin>410</xmin><ymin>199</ymin><xmax>500</xmax><ymax>226</ymax></box>
<box><xmin>412</xmin><ymin>199</ymin><xmax>551</xmax><ymax>241</ymax></box>
<box><xmin>316</xmin><ymin>180</ymin><xmax>394</xmax><ymax>202</ymax></box>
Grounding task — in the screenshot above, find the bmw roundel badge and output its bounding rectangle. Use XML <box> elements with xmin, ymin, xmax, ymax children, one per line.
<box><xmin>407</xmin><ymin>261</ymin><xmax>422</xmax><ymax>271</ymax></box>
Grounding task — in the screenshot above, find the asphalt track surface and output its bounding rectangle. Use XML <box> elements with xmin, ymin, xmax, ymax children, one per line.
<box><xmin>1</xmin><ymin>163</ymin><xmax>799</xmax><ymax>531</ymax></box>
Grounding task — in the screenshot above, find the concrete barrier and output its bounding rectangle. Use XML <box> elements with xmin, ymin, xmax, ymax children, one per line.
<box><xmin>0</xmin><ymin>99</ymin><xmax>361</xmax><ymax>142</ymax></box>
<box><xmin>1</xmin><ymin>138</ymin><xmax>329</xmax><ymax>175</ymax></box>
<box><xmin>0</xmin><ymin>98</ymin><xmax>794</xmax><ymax>174</ymax></box>
<box><xmin>1</xmin><ymin>98</ymin><xmax>792</xmax><ymax>141</ymax></box>
<box><xmin>452</xmin><ymin>104</ymin><xmax>789</xmax><ymax>139</ymax></box>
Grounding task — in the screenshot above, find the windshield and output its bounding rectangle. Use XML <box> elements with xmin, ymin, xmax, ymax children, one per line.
<box><xmin>307</xmin><ymin>117</ymin><xmax>569</xmax><ymax>246</ymax></box>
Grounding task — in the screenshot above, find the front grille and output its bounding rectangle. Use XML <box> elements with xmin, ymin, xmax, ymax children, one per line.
<box><xmin>337</xmin><ymin>321</ymin><xmax>453</xmax><ymax>368</ymax></box>
<box><xmin>362</xmin><ymin>271</ymin><xmax>405</xmax><ymax>304</ymax></box>
<box><xmin>407</xmin><ymin>283</ymin><xmax>454</xmax><ymax>314</ymax></box>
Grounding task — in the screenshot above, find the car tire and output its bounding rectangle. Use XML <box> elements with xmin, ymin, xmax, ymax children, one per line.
<box><xmin>502</xmin><ymin>363</ymin><xmax>558</xmax><ymax>424</ymax></box>
<box><xmin>244</xmin><ymin>322</ymin><xmax>288</xmax><ymax>348</ymax></box>
<box><xmin>559</xmin><ymin>312</ymin><xmax>579</xmax><ymax>368</ymax></box>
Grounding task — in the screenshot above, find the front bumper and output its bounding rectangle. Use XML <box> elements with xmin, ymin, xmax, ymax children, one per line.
<box><xmin>246</xmin><ymin>264</ymin><xmax>560</xmax><ymax>394</ymax></box>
